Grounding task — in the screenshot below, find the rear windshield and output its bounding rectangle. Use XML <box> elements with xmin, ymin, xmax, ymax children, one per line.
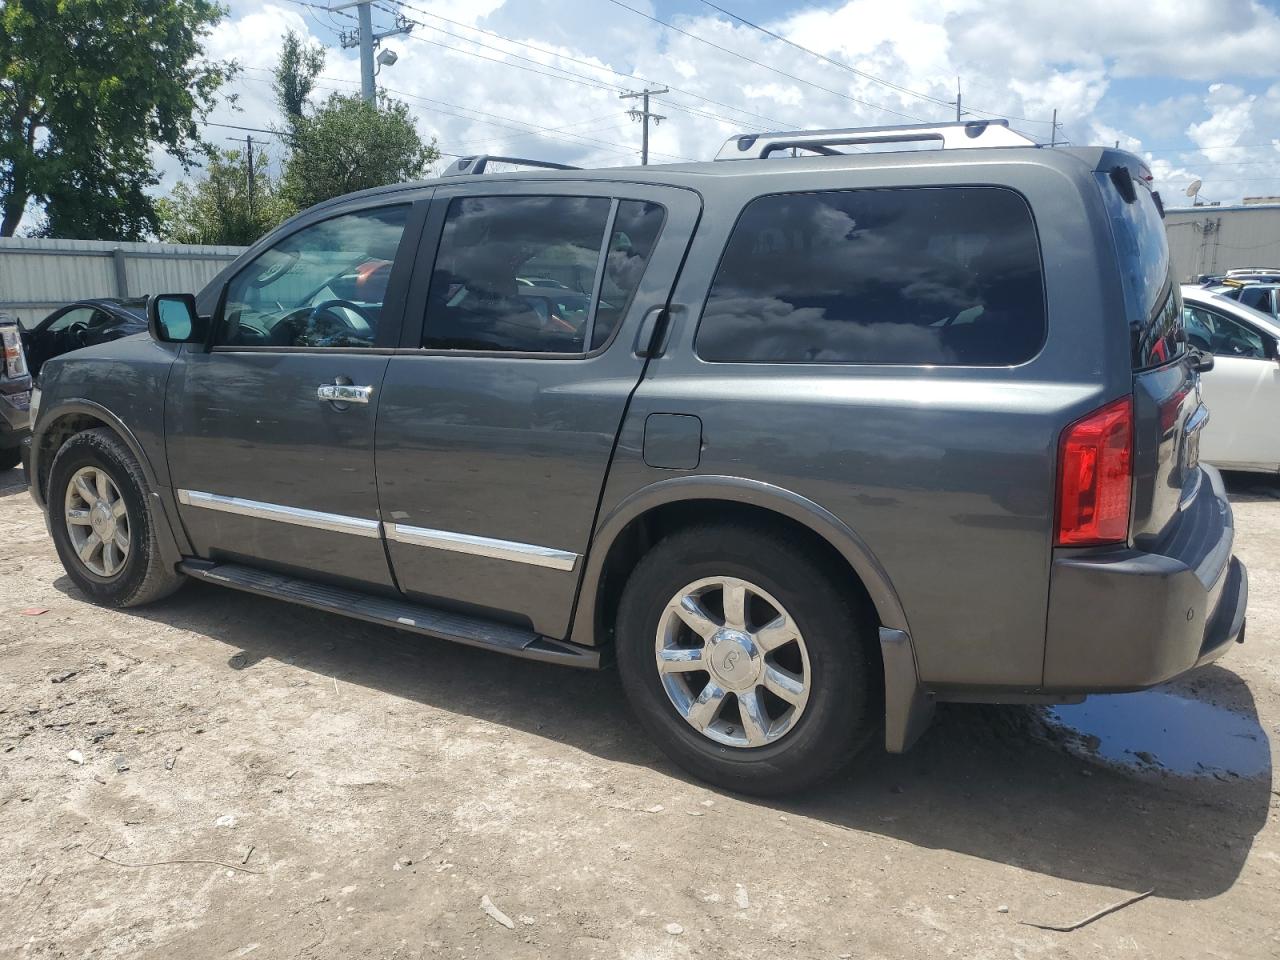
<box><xmin>1097</xmin><ymin>171</ymin><xmax>1182</xmax><ymax>369</ymax></box>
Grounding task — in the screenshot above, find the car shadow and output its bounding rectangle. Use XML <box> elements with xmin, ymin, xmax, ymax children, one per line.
<box><xmin>1220</xmin><ymin>469</ymin><xmax>1280</xmax><ymax>502</ymax></box>
<box><xmin>50</xmin><ymin>572</ymin><xmax>1272</xmax><ymax>903</ymax></box>
<box><xmin>0</xmin><ymin>464</ymin><xmax>28</xmax><ymax>497</ymax></box>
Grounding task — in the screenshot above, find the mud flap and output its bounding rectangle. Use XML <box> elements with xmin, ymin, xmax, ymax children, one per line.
<box><xmin>880</xmin><ymin>627</ymin><xmax>935</xmax><ymax>753</ymax></box>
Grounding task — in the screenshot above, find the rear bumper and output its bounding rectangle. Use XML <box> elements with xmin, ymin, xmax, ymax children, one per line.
<box><xmin>1042</xmin><ymin>464</ymin><xmax>1247</xmax><ymax>691</ymax></box>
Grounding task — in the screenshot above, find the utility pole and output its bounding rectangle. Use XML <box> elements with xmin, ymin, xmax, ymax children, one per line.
<box><xmin>955</xmin><ymin>77</ymin><xmax>962</xmax><ymax>122</ymax></box>
<box><xmin>227</xmin><ymin>134</ymin><xmax>260</xmax><ymax>220</ymax></box>
<box><xmin>246</xmin><ymin>133</ymin><xmax>255</xmax><ymax>220</ymax></box>
<box><xmin>621</xmin><ymin>86</ymin><xmax>668</xmax><ymax>165</ymax></box>
<box><xmin>1050</xmin><ymin>108</ymin><xmax>1058</xmax><ymax>148</ymax></box>
<box><xmin>335</xmin><ymin>2</ymin><xmax>413</xmax><ymax>104</ymax></box>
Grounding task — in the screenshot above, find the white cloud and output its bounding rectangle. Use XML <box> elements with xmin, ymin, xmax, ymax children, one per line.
<box><xmin>157</xmin><ymin>0</ymin><xmax>1280</xmax><ymax>204</ymax></box>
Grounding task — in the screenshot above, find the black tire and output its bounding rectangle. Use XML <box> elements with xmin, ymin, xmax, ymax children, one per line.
<box><xmin>0</xmin><ymin>446</ymin><xmax>20</xmax><ymax>472</ymax></box>
<box><xmin>48</xmin><ymin>428</ymin><xmax>185</xmax><ymax>607</ymax></box>
<box><xmin>616</xmin><ymin>522</ymin><xmax>879</xmax><ymax>796</ymax></box>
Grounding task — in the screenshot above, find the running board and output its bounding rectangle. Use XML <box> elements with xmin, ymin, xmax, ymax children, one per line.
<box><xmin>177</xmin><ymin>560</ymin><xmax>601</xmax><ymax>669</ymax></box>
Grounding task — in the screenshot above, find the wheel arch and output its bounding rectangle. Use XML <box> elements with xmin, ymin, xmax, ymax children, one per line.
<box><xmin>32</xmin><ymin>400</ymin><xmax>160</xmax><ymax>508</ymax></box>
<box><xmin>572</xmin><ymin>476</ymin><xmax>911</xmax><ymax>647</ymax></box>
<box><xmin>573</xmin><ymin>476</ymin><xmax>933</xmax><ymax>754</ymax></box>
<box><xmin>32</xmin><ymin>399</ymin><xmax>188</xmax><ymax>571</ymax></box>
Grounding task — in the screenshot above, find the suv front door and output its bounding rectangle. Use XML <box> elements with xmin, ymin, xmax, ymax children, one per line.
<box><xmin>375</xmin><ymin>183</ymin><xmax>700</xmax><ymax>636</ymax></box>
<box><xmin>166</xmin><ymin>199</ymin><xmax>426</xmax><ymax>590</ymax></box>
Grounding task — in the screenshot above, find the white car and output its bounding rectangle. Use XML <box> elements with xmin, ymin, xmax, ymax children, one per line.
<box><xmin>1181</xmin><ymin>284</ymin><xmax>1280</xmax><ymax>473</ymax></box>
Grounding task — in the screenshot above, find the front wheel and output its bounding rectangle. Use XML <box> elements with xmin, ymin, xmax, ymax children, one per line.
<box><xmin>616</xmin><ymin>523</ymin><xmax>879</xmax><ymax>796</ymax></box>
<box><xmin>48</xmin><ymin>428</ymin><xmax>185</xmax><ymax>607</ymax></box>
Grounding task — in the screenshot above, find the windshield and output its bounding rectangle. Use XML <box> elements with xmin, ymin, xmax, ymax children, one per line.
<box><xmin>1096</xmin><ymin>171</ymin><xmax>1182</xmax><ymax>369</ymax></box>
<box><xmin>117</xmin><ymin>298</ymin><xmax>148</xmax><ymax>320</ymax></box>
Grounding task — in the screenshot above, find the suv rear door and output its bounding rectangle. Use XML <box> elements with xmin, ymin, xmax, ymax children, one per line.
<box><xmin>165</xmin><ymin>199</ymin><xmax>426</xmax><ymax>591</ymax></box>
<box><xmin>1096</xmin><ymin>165</ymin><xmax>1205</xmax><ymax>543</ymax></box>
<box><xmin>374</xmin><ymin>181</ymin><xmax>700</xmax><ymax>638</ymax></box>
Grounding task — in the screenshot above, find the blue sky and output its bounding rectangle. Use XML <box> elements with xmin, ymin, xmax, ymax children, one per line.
<box><xmin>188</xmin><ymin>0</ymin><xmax>1280</xmax><ymax>204</ymax></box>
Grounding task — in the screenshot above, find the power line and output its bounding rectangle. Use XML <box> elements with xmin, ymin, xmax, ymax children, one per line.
<box><xmin>1142</xmin><ymin>141</ymin><xmax>1280</xmax><ymax>155</ymax></box>
<box><xmin>1152</xmin><ymin>158</ymin><xmax>1280</xmax><ymax>168</ymax></box>
<box><xmin>199</xmin><ymin>120</ymin><xmax>280</xmax><ymax>137</ymax></box>
<box><xmin>693</xmin><ymin>0</ymin><xmax>1058</xmax><ymax>126</ymax></box>
<box><xmin>695</xmin><ymin>0</ymin><xmax>950</xmax><ymax>109</ymax></box>
<box><xmin>368</xmin><ymin>3</ymin><xmax>623</xmax><ymax>94</ymax></box>
<box><xmin>225</xmin><ymin>67</ymin><xmax>687</xmax><ymax>164</ymax></box>
<box><xmin>453</xmin><ymin>112</ymin><xmax>624</xmax><ymax>148</ymax></box>
<box><xmin>602</xmin><ymin>0</ymin><xmax>927</xmax><ymax>123</ymax></box>
<box><xmin>287</xmin><ymin>0</ymin><xmax>795</xmax><ymax>145</ymax></box>
<box><xmin>378</xmin><ymin>85</ymin><xmax>698</xmax><ymax>161</ymax></box>
<box><xmin>371</xmin><ymin>1</ymin><xmax>779</xmax><ymax>135</ymax></box>
<box><xmin>378</xmin><ymin>0</ymin><xmax>800</xmax><ymax>131</ymax></box>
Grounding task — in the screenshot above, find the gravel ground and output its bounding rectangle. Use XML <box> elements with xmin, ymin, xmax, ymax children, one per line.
<box><xmin>1</xmin><ymin>463</ymin><xmax>1278</xmax><ymax>959</ymax></box>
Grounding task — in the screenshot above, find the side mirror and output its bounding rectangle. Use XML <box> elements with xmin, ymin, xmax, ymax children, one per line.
<box><xmin>147</xmin><ymin>293</ymin><xmax>201</xmax><ymax>343</ymax></box>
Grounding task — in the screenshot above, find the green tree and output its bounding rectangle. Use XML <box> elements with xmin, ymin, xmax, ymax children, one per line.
<box><xmin>280</xmin><ymin>93</ymin><xmax>438</xmax><ymax>211</ymax></box>
<box><xmin>156</xmin><ymin>147</ymin><xmax>294</xmax><ymax>245</ymax></box>
<box><xmin>273</xmin><ymin>30</ymin><xmax>325</xmax><ymax>123</ymax></box>
<box><xmin>0</xmin><ymin>0</ymin><xmax>235</xmax><ymax>239</ymax></box>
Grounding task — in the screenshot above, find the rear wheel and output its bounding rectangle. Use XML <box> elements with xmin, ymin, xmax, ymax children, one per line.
<box><xmin>48</xmin><ymin>428</ymin><xmax>185</xmax><ymax>607</ymax></box>
<box><xmin>616</xmin><ymin>523</ymin><xmax>879</xmax><ymax>795</ymax></box>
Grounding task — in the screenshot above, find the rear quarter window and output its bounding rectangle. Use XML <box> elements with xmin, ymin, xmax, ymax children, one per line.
<box><xmin>695</xmin><ymin>186</ymin><xmax>1047</xmax><ymax>366</ymax></box>
<box><xmin>1095</xmin><ymin>171</ymin><xmax>1182</xmax><ymax>369</ymax></box>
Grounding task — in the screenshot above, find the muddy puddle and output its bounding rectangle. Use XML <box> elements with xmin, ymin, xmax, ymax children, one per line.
<box><xmin>1041</xmin><ymin>689</ymin><xmax>1271</xmax><ymax>779</ymax></box>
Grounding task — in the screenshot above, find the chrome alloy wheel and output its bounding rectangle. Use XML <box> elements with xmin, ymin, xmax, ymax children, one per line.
<box><xmin>64</xmin><ymin>466</ymin><xmax>131</xmax><ymax>578</ymax></box>
<box><xmin>655</xmin><ymin>576</ymin><xmax>811</xmax><ymax>748</ymax></box>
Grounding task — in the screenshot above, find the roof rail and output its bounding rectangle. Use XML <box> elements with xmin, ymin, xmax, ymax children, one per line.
<box><xmin>441</xmin><ymin>155</ymin><xmax>581</xmax><ymax>177</ymax></box>
<box><xmin>715</xmin><ymin>119</ymin><xmax>1038</xmax><ymax>161</ymax></box>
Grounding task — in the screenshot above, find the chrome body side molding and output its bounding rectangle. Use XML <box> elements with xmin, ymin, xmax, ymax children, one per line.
<box><xmin>176</xmin><ymin>489</ymin><xmax>382</xmax><ymax>539</ymax></box>
<box><xmin>175</xmin><ymin>490</ymin><xmax>577</xmax><ymax>569</ymax></box>
<box><xmin>385</xmin><ymin>522</ymin><xmax>578</xmax><ymax>572</ymax></box>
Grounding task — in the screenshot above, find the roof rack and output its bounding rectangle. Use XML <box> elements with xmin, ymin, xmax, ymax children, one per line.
<box><xmin>442</xmin><ymin>155</ymin><xmax>581</xmax><ymax>177</ymax></box>
<box><xmin>715</xmin><ymin>119</ymin><xmax>1038</xmax><ymax>161</ymax></box>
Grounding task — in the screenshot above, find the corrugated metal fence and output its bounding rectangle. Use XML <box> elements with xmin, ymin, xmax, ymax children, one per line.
<box><xmin>0</xmin><ymin>238</ymin><xmax>247</xmax><ymax>328</ymax></box>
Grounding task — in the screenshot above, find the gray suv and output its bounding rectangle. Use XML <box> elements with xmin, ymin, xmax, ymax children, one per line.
<box><xmin>24</xmin><ymin>121</ymin><xmax>1248</xmax><ymax>795</ymax></box>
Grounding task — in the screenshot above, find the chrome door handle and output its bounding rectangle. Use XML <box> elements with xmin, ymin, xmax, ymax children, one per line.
<box><xmin>317</xmin><ymin>383</ymin><xmax>374</xmax><ymax>404</ymax></box>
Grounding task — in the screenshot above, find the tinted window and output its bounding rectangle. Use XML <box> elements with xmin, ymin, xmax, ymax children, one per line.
<box><xmin>1095</xmin><ymin>172</ymin><xmax>1182</xmax><ymax>369</ymax></box>
<box><xmin>423</xmin><ymin>196</ymin><xmax>610</xmax><ymax>353</ymax></box>
<box><xmin>1183</xmin><ymin>304</ymin><xmax>1267</xmax><ymax>359</ymax></box>
<box><xmin>696</xmin><ymin>187</ymin><xmax>1046</xmax><ymax>365</ymax></box>
<box><xmin>1239</xmin><ymin>286</ymin><xmax>1273</xmax><ymax>314</ymax></box>
<box><xmin>593</xmin><ymin>200</ymin><xmax>665</xmax><ymax>350</ymax></box>
<box><xmin>219</xmin><ymin>205</ymin><xmax>409</xmax><ymax>348</ymax></box>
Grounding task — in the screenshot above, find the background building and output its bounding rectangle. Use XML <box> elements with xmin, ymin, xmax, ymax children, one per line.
<box><xmin>1165</xmin><ymin>202</ymin><xmax>1280</xmax><ymax>282</ymax></box>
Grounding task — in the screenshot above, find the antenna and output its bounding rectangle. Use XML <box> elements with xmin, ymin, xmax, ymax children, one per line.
<box><xmin>1187</xmin><ymin>179</ymin><xmax>1203</xmax><ymax>206</ymax></box>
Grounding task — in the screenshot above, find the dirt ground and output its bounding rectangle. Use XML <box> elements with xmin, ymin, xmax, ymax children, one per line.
<box><xmin>2</xmin><ymin>463</ymin><xmax>1278</xmax><ymax>960</ymax></box>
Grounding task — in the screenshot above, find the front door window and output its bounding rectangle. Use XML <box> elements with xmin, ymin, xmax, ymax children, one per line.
<box><xmin>220</xmin><ymin>205</ymin><xmax>410</xmax><ymax>349</ymax></box>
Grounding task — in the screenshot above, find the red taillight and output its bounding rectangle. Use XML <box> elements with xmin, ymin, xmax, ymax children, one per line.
<box><xmin>1056</xmin><ymin>397</ymin><xmax>1133</xmax><ymax>546</ymax></box>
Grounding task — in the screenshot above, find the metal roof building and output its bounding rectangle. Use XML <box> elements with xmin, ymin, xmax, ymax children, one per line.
<box><xmin>1165</xmin><ymin>202</ymin><xmax>1280</xmax><ymax>282</ymax></box>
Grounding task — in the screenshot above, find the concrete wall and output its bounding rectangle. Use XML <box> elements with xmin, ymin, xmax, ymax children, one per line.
<box><xmin>0</xmin><ymin>238</ymin><xmax>246</xmax><ymax>328</ymax></box>
<box><xmin>1165</xmin><ymin>204</ymin><xmax>1280</xmax><ymax>283</ymax></box>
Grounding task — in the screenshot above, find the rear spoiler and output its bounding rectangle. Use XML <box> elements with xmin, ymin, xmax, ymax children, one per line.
<box><xmin>1106</xmin><ymin>154</ymin><xmax>1165</xmax><ymax>218</ymax></box>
